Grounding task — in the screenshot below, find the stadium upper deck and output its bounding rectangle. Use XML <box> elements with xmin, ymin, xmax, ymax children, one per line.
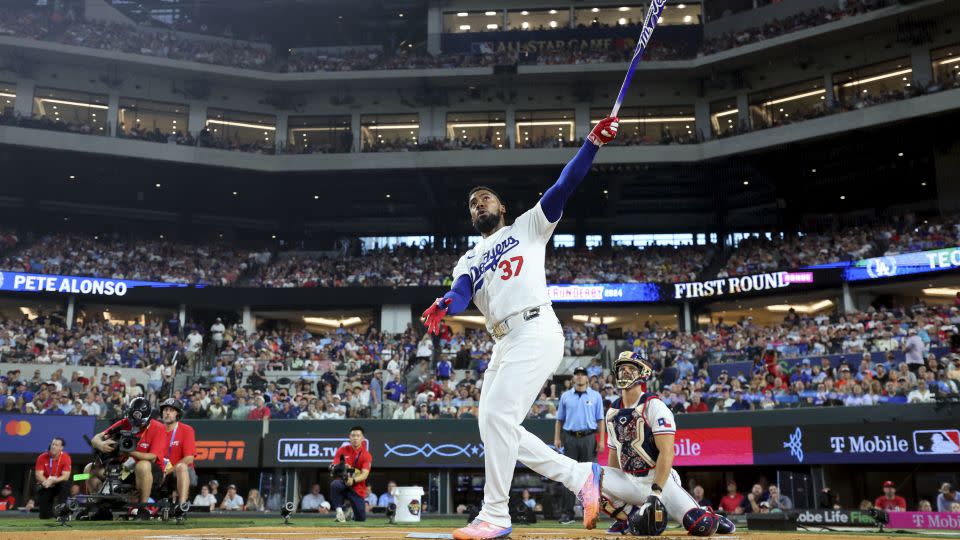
<box><xmin>0</xmin><ymin>0</ymin><xmax>956</xmax><ymax>173</ymax></box>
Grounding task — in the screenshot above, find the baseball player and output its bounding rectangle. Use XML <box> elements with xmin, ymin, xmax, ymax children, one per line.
<box><xmin>421</xmin><ymin>117</ymin><xmax>621</xmax><ymax>540</ymax></box>
<box><xmin>598</xmin><ymin>351</ymin><xmax>736</xmax><ymax>536</ymax></box>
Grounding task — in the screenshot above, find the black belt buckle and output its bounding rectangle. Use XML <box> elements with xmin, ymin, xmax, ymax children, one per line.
<box><xmin>523</xmin><ymin>307</ymin><xmax>540</xmax><ymax>321</ymax></box>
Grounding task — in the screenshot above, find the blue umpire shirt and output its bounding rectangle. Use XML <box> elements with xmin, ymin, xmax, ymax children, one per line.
<box><xmin>557</xmin><ymin>387</ymin><xmax>604</xmax><ymax>432</ymax></box>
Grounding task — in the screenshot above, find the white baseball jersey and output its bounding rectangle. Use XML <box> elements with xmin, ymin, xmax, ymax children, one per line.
<box><xmin>452</xmin><ymin>202</ymin><xmax>557</xmax><ymax>327</ymax></box>
<box><xmin>606</xmin><ymin>393</ymin><xmax>676</xmax><ymax>473</ymax></box>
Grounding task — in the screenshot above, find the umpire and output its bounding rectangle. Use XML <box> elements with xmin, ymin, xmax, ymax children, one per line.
<box><xmin>554</xmin><ymin>367</ymin><xmax>605</xmax><ymax>524</ymax></box>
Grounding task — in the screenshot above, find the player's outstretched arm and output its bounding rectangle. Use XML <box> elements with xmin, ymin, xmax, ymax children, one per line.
<box><xmin>539</xmin><ymin>117</ymin><xmax>619</xmax><ymax>223</ymax></box>
<box><xmin>421</xmin><ymin>275</ymin><xmax>472</xmax><ymax>334</ymax></box>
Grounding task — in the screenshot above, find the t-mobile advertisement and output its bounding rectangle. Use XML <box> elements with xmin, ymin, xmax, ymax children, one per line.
<box><xmin>887</xmin><ymin>512</ymin><xmax>960</xmax><ymax>531</ymax></box>
<box><xmin>673</xmin><ymin>427</ymin><xmax>754</xmax><ymax>466</ymax></box>
<box><xmin>600</xmin><ymin>427</ymin><xmax>754</xmax><ymax>467</ymax></box>
<box><xmin>753</xmin><ymin>422</ymin><xmax>960</xmax><ymax>465</ymax></box>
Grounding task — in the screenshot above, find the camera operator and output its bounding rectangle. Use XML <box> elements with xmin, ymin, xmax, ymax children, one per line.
<box><xmin>329</xmin><ymin>426</ymin><xmax>372</xmax><ymax>523</ymax></box>
<box><xmin>159</xmin><ymin>398</ymin><xmax>196</xmax><ymax>506</ymax></box>
<box><xmin>34</xmin><ymin>437</ymin><xmax>71</xmax><ymax>519</ymax></box>
<box><xmin>85</xmin><ymin>397</ymin><xmax>167</xmax><ymax>513</ymax></box>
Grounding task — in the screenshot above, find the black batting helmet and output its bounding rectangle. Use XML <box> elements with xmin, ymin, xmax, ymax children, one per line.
<box><xmin>159</xmin><ymin>398</ymin><xmax>184</xmax><ymax>420</ymax></box>
<box><xmin>126</xmin><ymin>396</ymin><xmax>152</xmax><ymax>428</ymax></box>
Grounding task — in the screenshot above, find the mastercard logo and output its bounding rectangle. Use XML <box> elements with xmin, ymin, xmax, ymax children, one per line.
<box><xmin>3</xmin><ymin>420</ymin><xmax>31</xmax><ymax>436</ymax></box>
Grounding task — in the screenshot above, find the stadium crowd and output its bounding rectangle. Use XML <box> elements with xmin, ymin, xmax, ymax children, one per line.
<box><xmin>549</xmin><ymin>244</ymin><xmax>711</xmax><ymax>284</ymax></box>
<box><xmin>1</xmin><ymin>302</ymin><xmax>957</xmax><ymax>423</ymax></box>
<box><xmin>719</xmin><ymin>215</ymin><xmax>960</xmax><ymax>277</ymax></box>
<box><xmin>0</xmin><ymin>0</ymin><xmax>892</xmax><ymax>73</ymax></box>
<box><xmin>248</xmin><ymin>248</ymin><xmax>459</xmax><ymax>288</ymax></box>
<box><xmin>0</xmin><ymin>215</ymin><xmax>956</xmax><ymax>288</ymax></box>
<box><xmin>699</xmin><ymin>0</ymin><xmax>887</xmax><ymax>56</ymax></box>
<box><xmin>0</xmin><ymin>233</ymin><xmax>266</xmax><ymax>286</ymax></box>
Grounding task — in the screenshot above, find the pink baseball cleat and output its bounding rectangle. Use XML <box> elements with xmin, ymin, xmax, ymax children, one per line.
<box><xmin>452</xmin><ymin>519</ymin><xmax>512</xmax><ymax>540</ymax></box>
<box><xmin>580</xmin><ymin>463</ymin><xmax>604</xmax><ymax>529</ymax></box>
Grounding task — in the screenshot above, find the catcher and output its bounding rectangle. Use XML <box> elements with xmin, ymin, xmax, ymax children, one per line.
<box><xmin>600</xmin><ymin>350</ymin><xmax>736</xmax><ymax>536</ymax></box>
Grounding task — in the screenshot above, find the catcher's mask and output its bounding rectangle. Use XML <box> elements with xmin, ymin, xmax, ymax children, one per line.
<box><xmin>614</xmin><ymin>350</ymin><xmax>654</xmax><ymax>389</ymax></box>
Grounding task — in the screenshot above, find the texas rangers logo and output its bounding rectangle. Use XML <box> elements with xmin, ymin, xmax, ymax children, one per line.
<box><xmin>469</xmin><ymin>236</ymin><xmax>520</xmax><ymax>291</ymax></box>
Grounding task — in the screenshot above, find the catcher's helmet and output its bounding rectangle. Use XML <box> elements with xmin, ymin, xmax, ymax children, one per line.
<box><xmin>126</xmin><ymin>396</ymin><xmax>152</xmax><ymax>428</ymax></box>
<box><xmin>159</xmin><ymin>397</ymin><xmax>184</xmax><ymax>420</ymax></box>
<box><xmin>614</xmin><ymin>350</ymin><xmax>654</xmax><ymax>389</ymax></box>
<box><xmin>628</xmin><ymin>495</ymin><xmax>668</xmax><ymax>536</ymax></box>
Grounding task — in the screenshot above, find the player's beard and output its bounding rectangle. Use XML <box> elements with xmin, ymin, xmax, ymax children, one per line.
<box><xmin>472</xmin><ymin>210</ymin><xmax>501</xmax><ymax>234</ymax></box>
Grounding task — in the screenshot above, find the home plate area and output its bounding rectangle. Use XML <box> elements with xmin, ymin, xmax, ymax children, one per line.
<box><xmin>0</xmin><ymin>527</ymin><xmax>945</xmax><ymax>540</ymax></box>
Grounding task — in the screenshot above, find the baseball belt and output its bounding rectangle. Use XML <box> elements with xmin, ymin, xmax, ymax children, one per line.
<box><xmin>490</xmin><ymin>306</ymin><xmax>541</xmax><ymax>340</ymax></box>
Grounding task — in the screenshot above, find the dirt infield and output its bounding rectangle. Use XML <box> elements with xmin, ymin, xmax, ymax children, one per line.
<box><xmin>0</xmin><ymin>525</ymin><xmax>949</xmax><ymax>540</ymax></box>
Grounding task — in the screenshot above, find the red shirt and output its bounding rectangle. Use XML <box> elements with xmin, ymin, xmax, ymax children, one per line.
<box><xmin>247</xmin><ymin>405</ymin><xmax>271</xmax><ymax>420</ymax></box>
<box><xmin>106</xmin><ymin>418</ymin><xmax>167</xmax><ymax>467</ymax></box>
<box><xmin>0</xmin><ymin>495</ymin><xmax>15</xmax><ymax>510</ymax></box>
<box><xmin>686</xmin><ymin>402</ymin><xmax>708</xmax><ymax>413</ymax></box>
<box><xmin>35</xmin><ymin>451</ymin><xmax>72</xmax><ymax>480</ymax></box>
<box><xmin>874</xmin><ymin>495</ymin><xmax>907</xmax><ymax>512</ymax></box>
<box><xmin>720</xmin><ymin>493</ymin><xmax>744</xmax><ymax>513</ymax></box>
<box><xmin>164</xmin><ymin>422</ymin><xmax>197</xmax><ymax>470</ymax></box>
<box><xmin>332</xmin><ymin>443</ymin><xmax>372</xmax><ymax>498</ymax></box>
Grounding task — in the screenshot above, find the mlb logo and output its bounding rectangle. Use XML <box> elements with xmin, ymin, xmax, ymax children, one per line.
<box><xmin>913</xmin><ymin>429</ymin><xmax>960</xmax><ymax>454</ymax></box>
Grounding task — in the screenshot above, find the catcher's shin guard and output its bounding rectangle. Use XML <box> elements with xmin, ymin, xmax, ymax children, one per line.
<box><xmin>683</xmin><ymin>508</ymin><xmax>721</xmax><ymax>536</ymax></box>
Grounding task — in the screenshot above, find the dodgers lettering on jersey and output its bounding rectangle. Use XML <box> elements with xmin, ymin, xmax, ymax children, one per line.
<box><xmin>605</xmin><ymin>393</ymin><xmax>676</xmax><ymax>475</ymax></box>
<box><xmin>452</xmin><ymin>203</ymin><xmax>557</xmax><ymax>326</ymax></box>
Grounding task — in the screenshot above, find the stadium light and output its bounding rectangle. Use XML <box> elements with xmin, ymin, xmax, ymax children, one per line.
<box><xmin>449</xmin><ymin>315</ymin><xmax>487</xmax><ymax>325</ymax></box>
<box><xmin>303</xmin><ymin>316</ymin><xmax>364</xmax><ymax>327</ymax></box>
<box><xmin>365</xmin><ymin>124</ymin><xmax>421</xmax><ymax>130</ymax></box>
<box><xmin>841</xmin><ymin>68</ymin><xmax>912</xmax><ymax>87</ymax></box>
<box><xmin>206</xmin><ymin>119</ymin><xmax>276</xmax><ymax>131</ymax></box>
<box><xmin>39</xmin><ymin>98</ymin><xmax>108</xmax><ymax>110</ymax></box>
<box><xmin>761</xmin><ymin>88</ymin><xmax>826</xmax><ymax>107</ymax></box>
<box><xmin>591</xmin><ymin>117</ymin><xmax>695</xmax><ymax>124</ymax></box>
<box><xmin>290</xmin><ymin>126</ymin><xmax>350</xmax><ymax>133</ymax></box>
<box><xmin>449</xmin><ymin>122</ymin><xmax>507</xmax><ymax>128</ymax></box>
<box><xmin>713</xmin><ymin>109</ymin><xmax>738</xmax><ymax>118</ymax></box>
<box><xmin>766</xmin><ymin>300</ymin><xmax>833</xmax><ymax>314</ymax></box>
<box><xmin>573</xmin><ymin>315</ymin><xmax>619</xmax><ymax>324</ymax></box>
<box><xmin>923</xmin><ymin>287</ymin><xmax>960</xmax><ymax>297</ymax></box>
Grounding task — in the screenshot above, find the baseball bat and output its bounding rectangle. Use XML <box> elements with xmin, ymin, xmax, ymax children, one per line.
<box><xmin>610</xmin><ymin>0</ymin><xmax>668</xmax><ymax>117</ymax></box>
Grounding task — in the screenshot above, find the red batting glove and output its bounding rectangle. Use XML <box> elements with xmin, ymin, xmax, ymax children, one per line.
<box><xmin>421</xmin><ymin>297</ymin><xmax>452</xmax><ymax>335</ymax></box>
<box><xmin>588</xmin><ymin>116</ymin><xmax>619</xmax><ymax>146</ymax></box>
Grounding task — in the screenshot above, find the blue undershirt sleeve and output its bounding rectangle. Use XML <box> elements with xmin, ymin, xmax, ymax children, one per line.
<box><xmin>443</xmin><ymin>275</ymin><xmax>473</xmax><ymax>315</ymax></box>
<box><xmin>539</xmin><ymin>140</ymin><xmax>600</xmax><ymax>223</ymax></box>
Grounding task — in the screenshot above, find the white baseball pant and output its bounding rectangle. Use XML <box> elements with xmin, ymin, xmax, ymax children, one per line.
<box><xmin>476</xmin><ymin>306</ymin><xmax>594</xmax><ymax>528</ymax></box>
<box><xmin>600</xmin><ymin>467</ymin><xmax>701</xmax><ymax>523</ymax></box>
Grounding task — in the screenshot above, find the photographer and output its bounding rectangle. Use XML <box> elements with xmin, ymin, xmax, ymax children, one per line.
<box><xmin>85</xmin><ymin>397</ymin><xmax>167</xmax><ymax>514</ymax></box>
<box><xmin>159</xmin><ymin>399</ymin><xmax>197</xmax><ymax>507</ymax></box>
<box><xmin>329</xmin><ymin>426</ymin><xmax>372</xmax><ymax>522</ymax></box>
<box><xmin>34</xmin><ymin>437</ymin><xmax>71</xmax><ymax>519</ymax></box>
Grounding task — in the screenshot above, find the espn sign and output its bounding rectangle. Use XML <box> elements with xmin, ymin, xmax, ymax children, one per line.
<box><xmin>189</xmin><ymin>429</ymin><xmax>261</xmax><ymax>468</ymax></box>
<box><xmin>196</xmin><ymin>440</ymin><xmax>246</xmax><ymax>463</ymax></box>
